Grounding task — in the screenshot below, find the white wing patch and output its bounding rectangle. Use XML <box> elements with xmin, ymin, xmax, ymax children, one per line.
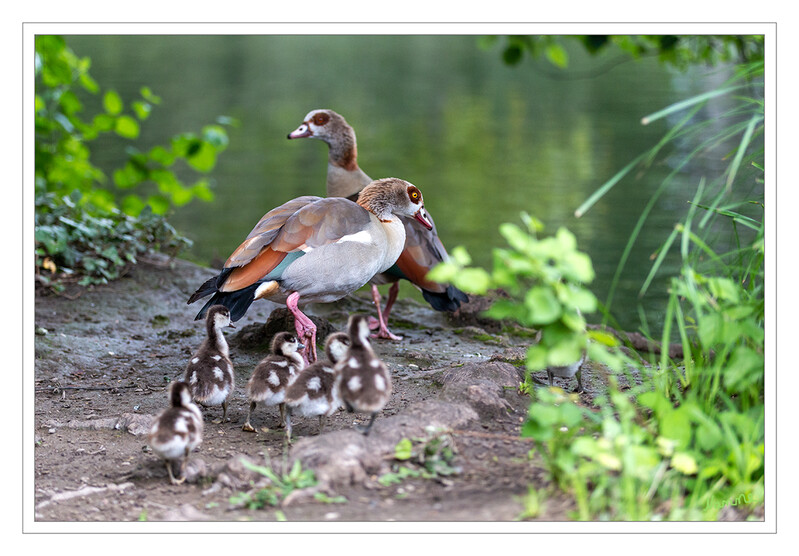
<box><xmin>336</xmin><ymin>230</ymin><xmax>373</xmax><ymax>245</ymax></box>
<box><xmin>374</xmin><ymin>374</ymin><xmax>386</xmax><ymax>392</ymax></box>
<box><xmin>272</xmin><ymin>360</ymin><xmax>288</xmax><ymax>368</ymax></box>
<box><xmin>307</xmin><ymin>377</ymin><xmax>322</xmax><ymax>391</ymax></box>
<box><xmin>268</xmin><ymin>371</ymin><xmax>280</xmax><ymax>386</ymax></box>
<box><xmin>174</xmin><ymin>417</ymin><xmax>189</xmax><ymax>434</ymax></box>
<box><xmin>348</xmin><ymin>357</ymin><xmax>361</xmax><ymax>369</ymax></box>
<box><xmin>370</xmin><ymin>359</ymin><xmax>380</xmax><ymax>368</ymax></box>
<box><xmin>211</xmin><ymin>355</ymin><xmax>222</xmax><ymax>361</ymax></box>
<box><xmin>347</xmin><ymin>376</ymin><xmax>362</xmax><ymax>392</ymax></box>
<box><xmin>191</xmin><ymin>357</ymin><xmax>199</xmax><ymax>364</ymax></box>
<box><xmin>213</xmin><ymin>367</ymin><xmax>224</xmax><ymax>381</ymax></box>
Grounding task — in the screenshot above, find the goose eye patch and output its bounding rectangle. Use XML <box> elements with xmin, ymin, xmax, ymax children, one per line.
<box><xmin>313</xmin><ymin>113</ymin><xmax>330</xmax><ymax>126</ymax></box>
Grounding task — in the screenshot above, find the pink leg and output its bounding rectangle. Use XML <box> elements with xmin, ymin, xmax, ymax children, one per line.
<box><xmin>286</xmin><ymin>292</ymin><xmax>317</xmax><ymax>363</ymax></box>
<box><xmin>369</xmin><ymin>284</ymin><xmax>402</xmax><ymax>341</ymax></box>
<box><xmin>383</xmin><ymin>282</ymin><xmax>399</xmax><ymax>323</ymax></box>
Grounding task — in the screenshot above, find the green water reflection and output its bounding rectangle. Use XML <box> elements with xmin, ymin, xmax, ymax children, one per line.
<box><xmin>66</xmin><ymin>34</ymin><xmax>748</xmax><ymax>334</ymax></box>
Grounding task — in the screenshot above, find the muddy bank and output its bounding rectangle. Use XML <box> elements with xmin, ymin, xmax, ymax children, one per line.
<box><xmin>33</xmin><ymin>254</ymin><xmax>601</xmax><ymax>523</ymax></box>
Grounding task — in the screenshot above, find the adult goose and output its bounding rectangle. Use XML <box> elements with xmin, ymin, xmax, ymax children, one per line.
<box><xmin>288</xmin><ymin>109</ymin><xmax>468</xmax><ymax>340</ymax></box>
<box><xmin>187</xmin><ymin>178</ymin><xmax>433</xmax><ymax>364</ymax></box>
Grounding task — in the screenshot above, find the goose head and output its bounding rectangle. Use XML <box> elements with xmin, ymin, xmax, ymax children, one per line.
<box><xmin>206</xmin><ymin>304</ymin><xmax>235</xmax><ymax>329</ymax></box>
<box><xmin>324</xmin><ymin>332</ymin><xmax>351</xmax><ymax>364</ymax></box>
<box><xmin>347</xmin><ymin>314</ymin><xmax>373</xmax><ymax>348</ymax></box>
<box><xmin>287</xmin><ymin>109</ymin><xmax>352</xmax><ymax>144</ymax></box>
<box><xmin>271</xmin><ymin>331</ymin><xmax>305</xmax><ymax>357</ymax></box>
<box><xmin>169</xmin><ymin>381</ymin><xmax>193</xmax><ymax>409</ymax></box>
<box><xmin>287</xmin><ymin>109</ymin><xmax>359</xmax><ymax>172</ymax></box>
<box><xmin>357</xmin><ymin>178</ymin><xmax>433</xmax><ymax>230</ymax></box>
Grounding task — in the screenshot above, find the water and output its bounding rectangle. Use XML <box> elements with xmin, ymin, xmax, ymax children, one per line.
<box><xmin>64</xmin><ymin>34</ymin><xmax>754</xmax><ymax>335</ymax></box>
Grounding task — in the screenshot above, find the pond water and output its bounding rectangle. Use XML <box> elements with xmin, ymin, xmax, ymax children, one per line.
<box><xmin>64</xmin><ymin>34</ymin><xmax>756</xmax><ymax>335</ymax></box>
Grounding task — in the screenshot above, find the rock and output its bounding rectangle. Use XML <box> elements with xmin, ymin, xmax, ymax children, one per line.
<box><xmin>289</xmin><ymin>401</ymin><xmax>477</xmax><ymax>489</ymax></box>
<box><xmin>162</xmin><ymin>503</ymin><xmax>213</xmax><ymax>521</ymax></box>
<box><xmin>439</xmin><ymin>362</ymin><xmax>522</xmax><ymax>420</ymax></box>
<box><xmin>213</xmin><ymin>453</ymin><xmax>267</xmax><ymax>490</ymax></box>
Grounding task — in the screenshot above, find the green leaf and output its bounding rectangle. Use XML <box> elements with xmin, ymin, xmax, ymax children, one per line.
<box><xmin>185</xmin><ymin>141</ymin><xmax>217</xmax><ymax>172</ymax></box>
<box><xmin>560</xmin><ymin>251</ymin><xmax>595</xmax><ymax>283</ymax></box>
<box><xmin>696</xmin><ymin>422</ymin><xmax>722</xmax><ymax>452</ymax></box>
<box><xmin>450</xmin><ymin>245</ymin><xmax>472</xmax><ymax>266</ymax></box>
<box><xmin>547</xmin><ymin>337</ymin><xmax>583</xmax><ymax>367</ymax></box>
<box><xmin>93</xmin><ymin>113</ymin><xmax>116</xmax><ymax>132</ymax></box>
<box><xmin>140</xmin><ymin>86</ymin><xmax>161</xmax><ymax>104</ymax></box>
<box><xmin>525</xmin><ymin>345</ymin><xmax>548</xmax><ymax>371</ymax></box>
<box><xmin>587</xmin><ymin>329</ymin><xmax>619</xmax><ymax>347</ymax></box>
<box><xmin>202</xmin><ymin>124</ymin><xmax>229</xmax><ymax>149</ymax></box>
<box><xmin>148</xmin><ymin>145</ymin><xmax>175</xmax><ymax>166</ymax></box>
<box><xmin>671</xmin><ymin>452</ymin><xmax>698</xmax><ymax>475</ymax></box>
<box><xmin>132</xmin><ymin>100</ymin><xmax>152</xmax><ymax>120</ymax></box>
<box><xmin>121</xmin><ymin>195</ymin><xmax>147</xmax><ymax>217</ymax></box>
<box><xmin>454</xmin><ymin>268</ymin><xmax>491</xmax><ymax>295</ymax></box>
<box><xmin>147</xmin><ymin>194</ymin><xmax>170</xmax><ymax>215</ymax></box>
<box><xmin>115</xmin><ymin>115</ymin><xmax>140</xmax><ymax>139</ymax></box>
<box><xmin>394</xmin><ymin>438</ymin><xmax>413</xmax><ymax>460</ymax></box>
<box><xmin>660</xmin><ymin>408</ymin><xmax>692</xmax><ymax>450</ymax></box>
<box><xmin>502</xmin><ymin>45</ymin><xmax>523</xmax><ymax>65</ymax></box>
<box><xmin>79</xmin><ymin>72</ymin><xmax>99</xmax><ymax>93</ymax></box>
<box><xmin>103</xmin><ymin>90</ymin><xmax>123</xmax><ymax>115</ymax></box>
<box><xmin>524</xmin><ymin>287</ymin><xmax>561</xmax><ymax>325</ymax></box>
<box><xmin>426</xmin><ymin>262</ymin><xmax>458</xmax><ymax>285</ymax></box>
<box><xmin>545</xmin><ymin>43</ymin><xmax>569</xmax><ymax>68</ymax></box>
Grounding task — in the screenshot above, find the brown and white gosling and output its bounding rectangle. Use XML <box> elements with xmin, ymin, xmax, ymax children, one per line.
<box><xmin>147</xmin><ymin>381</ymin><xmax>204</xmax><ymax>485</ymax></box>
<box><xmin>185</xmin><ymin>304</ymin><xmax>235</xmax><ymax>423</ymax></box>
<box><xmin>242</xmin><ymin>331</ymin><xmax>305</xmax><ymax>432</ymax></box>
<box><xmin>284</xmin><ymin>331</ymin><xmax>351</xmax><ymax>442</ymax></box>
<box><xmin>336</xmin><ymin>314</ymin><xmax>392</xmax><ymax>435</ymax></box>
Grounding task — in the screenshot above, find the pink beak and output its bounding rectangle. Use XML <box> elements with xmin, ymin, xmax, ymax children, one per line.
<box><xmin>287</xmin><ymin>123</ymin><xmax>313</xmax><ymax>139</ymax></box>
<box><xmin>414</xmin><ymin>208</ymin><xmax>433</xmax><ymax>230</ymax></box>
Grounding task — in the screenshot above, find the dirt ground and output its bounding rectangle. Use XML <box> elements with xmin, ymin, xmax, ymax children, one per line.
<box><xmin>32</xmin><ymin>254</ymin><xmax>610</xmax><ymax>524</ymax></box>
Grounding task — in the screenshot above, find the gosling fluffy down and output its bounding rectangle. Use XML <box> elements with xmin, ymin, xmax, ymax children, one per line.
<box><xmin>148</xmin><ymin>381</ymin><xmax>203</xmax><ymax>485</ymax></box>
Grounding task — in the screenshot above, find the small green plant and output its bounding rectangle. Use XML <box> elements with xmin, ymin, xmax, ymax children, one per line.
<box><xmin>378</xmin><ymin>429</ymin><xmax>461</xmax><ymax>487</ymax></box>
<box><xmin>229</xmin><ymin>458</ymin><xmax>318</xmax><ymax>510</ymax></box>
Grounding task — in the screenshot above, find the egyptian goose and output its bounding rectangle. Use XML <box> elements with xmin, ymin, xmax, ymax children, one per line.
<box><xmin>241</xmin><ymin>331</ymin><xmax>305</xmax><ymax>432</ymax></box>
<box><xmin>147</xmin><ymin>381</ymin><xmax>204</xmax><ymax>485</ymax></box>
<box><xmin>288</xmin><ymin>109</ymin><xmax>468</xmax><ymax>340</ymax></box>
<box><xmin>284</xmin><ymin>331</ymin><xmax>351</xmax><ymax>442</ymax></box>
<box><xmin>335</xmin><ymin>314</ymin><xmax>392</xmax><ymax>435</ymax></box>
<box><xmin>184</xmin><ymin>304</ymin><xmax>235</xmax><ymax>423</ymax></box>
<box><xmin>187</xmin><ymin>178</ymin><xmax>433</xmax><ymax>364</ymax></box>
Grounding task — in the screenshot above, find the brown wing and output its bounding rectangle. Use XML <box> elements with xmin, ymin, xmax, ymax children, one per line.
<box><xmin>219</xmin><ymin>197</ymin><xmax>373</xmax><ymax>292</ymax></box>
<box><xmin>225</xmin><ymin>196</ymin><xmax>322</xmax><ymax>268</ymax></box>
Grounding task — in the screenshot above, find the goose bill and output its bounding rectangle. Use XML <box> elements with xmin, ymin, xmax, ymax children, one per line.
<box><xmin>414</xmin><ymin>208</ymin><xmax>433</xmax><ymax>230</ymax></box>
<box><xmin>287</xmin><ymin>123</ymin><xmax>313</xmax><ymax>139</ymax></box>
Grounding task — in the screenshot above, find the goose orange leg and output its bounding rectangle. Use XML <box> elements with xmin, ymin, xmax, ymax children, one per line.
<box><xmin>369</xmin><ymin>284</ymin><xmax>403</xmax><ymax>341</ymax></box>
<box><xmin>287</xmin><ymin>292</ymin><xmax>317</xmax><ymax>363</ymax></box>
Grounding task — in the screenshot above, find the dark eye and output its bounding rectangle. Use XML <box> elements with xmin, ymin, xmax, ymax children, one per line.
<box><xmin>313</xmin><ymin>112</ymin><xmax>330</xmax><ymax>126</ymax></box>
